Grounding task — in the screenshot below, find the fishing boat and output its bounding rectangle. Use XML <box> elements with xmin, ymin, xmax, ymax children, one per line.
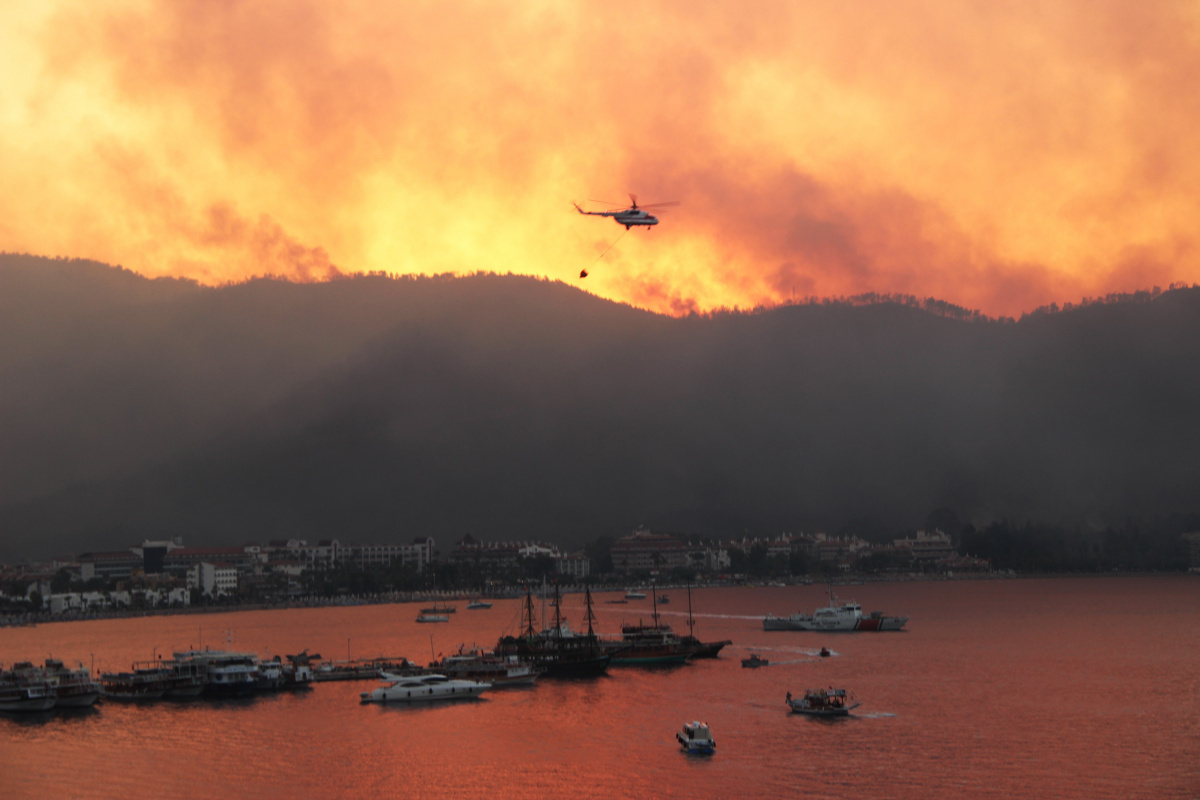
<box><xmin>495</xmin><ymin>585</ymin><xmax>610</xmax><ymax>677</ymax></box>
<box><xmin>676</xmin><ymin>721</ymin><xmax>716</xmax><ymax>755</ymax></box>
<box><xmin>679</xmin><ymin>583</ymin><xmax>732</xmax><ymax>659</ymax></box>
<box><xmin>359</xmin><ymin>673</ymin><xmax>490</xmax><ymax>704</ymax></box>
<box><xmin>430</xmin><ymin>645</ymin><xmax>543</xmax><ymax>688</ymax></box>
<box><xmin>741</xmin><ymin>653</ymin><xmax>769</xmax><ymax>668</ymax></box>
<box><xmin>786</xmin><ymin>688</ymin><xmax>859</xmax><ymax>717</ymax></box>
<box><xmin>764</xmin><ymin>586</ymin><xmax>908</xmax><ymax>632</ymax></box>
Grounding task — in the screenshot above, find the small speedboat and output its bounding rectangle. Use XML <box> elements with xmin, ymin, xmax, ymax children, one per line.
<box><xmin>786</xmin><ymin>688</ymin><xmax>859</xmax><ymax>717</ymax></box>
<box><xmin>360</xmin><ymin>673</ymin><xmax>490</xmax><ymax>704</ymax></box>
<box><xmin>819</xmin><ymin>647</ymin><xmax>831</xmax><ymax>658</ymax></box>
<box><xmin>416</xmin><ymin>613</ymin><xmax>449</xmax><ymax>623</ymax></box>
<box><xmin>676</xmin><ymin>721</ymin><xmax>716</xmax><ymax>755</ymax></box>
<box><xmin>741</xmin><ymin>654</ymin><xmax>769</xmax><ymax>668</ymax></box>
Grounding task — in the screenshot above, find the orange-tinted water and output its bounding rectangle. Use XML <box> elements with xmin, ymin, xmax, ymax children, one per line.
<box><xmin>2</xmin><ymin>577</ymin><xmax>1198</xmax><ymax>799</ymax></box>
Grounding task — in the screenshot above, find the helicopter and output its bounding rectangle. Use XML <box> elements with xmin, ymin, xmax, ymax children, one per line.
<box><xmin>573</xmin><ymin>195</ymin><xmax>678</xmax><ymax>230</ymax></box>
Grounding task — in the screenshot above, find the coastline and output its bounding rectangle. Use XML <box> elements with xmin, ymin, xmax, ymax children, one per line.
<box><xmin>3</xmin><ymin>569</ymin><xmax>1189</xmax><ymax>629</ymax></box>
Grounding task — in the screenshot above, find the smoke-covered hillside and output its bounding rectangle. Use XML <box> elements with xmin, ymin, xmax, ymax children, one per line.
<box><xmin>3</xmin><ymin>254</ymin><xmax>1198</xmax><ymax>559</ymax></box>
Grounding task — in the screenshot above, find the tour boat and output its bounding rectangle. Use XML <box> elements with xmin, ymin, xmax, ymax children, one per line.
<box><xmin>0</xmin><ymin>676</ymin><xmax>57</xmax><ymax>712</ymax></box>
<box><xmin>496</xmin><ymin>586</ymin><xmax>610</xmax><ymax>677</ymax></box>
<box><xmin>604</xmin><ymin>592</ymin><xmax>696</xmax><ymax>665</ymax></box>
<box><xmin>173</xmin><ymin>650</ymin><xmax>261</xmax><ymax>697</ymax></box>
<box><xmin>741</xmin><ymin>653</ymin><xmax>769</xmax><ymax>668</ymax></box>
<box><xmin>359</xmin><ymin>673</ymin><xmax>490</xmax><ymax>704</ymax></box>
<box><xmin>764</xmin><ymin>587</ymin><xmax>908</xmax><ymax>632</ymax></box>
<box><xmin>42</xmin><ymin>659</ymin><xmax>103</xmax><ymax>707</ymax></box>
<box><xmin>101</xmin><ymin>665</ymin><xmax>169</xmax><ymax>700</ymax></box>
<box><xmin>429</xmin><ymin>646</ymin><xmax>543</xmax><ymax>688</ymax></box>
<box><xmin>786</xmin><ymin>688</ymin><xmax>860</xmax><ymax>717</ymax></box>
<box><xmin>676</xmin><ymin>721</ymin><xmax>716</xmax><ymax>755</ymax></box>
<box><xmin>0</xmin><ymin>663</ymin><xmax>58</xmax><ymax>711</ymax></box>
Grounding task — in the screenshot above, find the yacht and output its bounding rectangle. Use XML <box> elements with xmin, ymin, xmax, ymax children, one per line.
<box><xmin>360</xmin><ymin>673</ymin><xmax>490</xmax><ymax>704</ymax></box>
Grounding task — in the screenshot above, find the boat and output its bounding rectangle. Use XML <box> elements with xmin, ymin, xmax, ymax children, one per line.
<box><xmin>162</xmin><ymin>659</ymin><xmax>206</xmax><ymax>698</ymax></box>
<box><xmin>786</xmin><ymin>688</ymin><xmax>859</xmax><ymax>717</ymax></box>
<box><xmin>420</xmin><ymin>601</ymin><xmax>457</xmax><ymax>614</ymax></box>
<box><xmin>100</xmin><ymin>665</ymin><xmax>169</xmax><ymax>701</ymax></box>
<box><xmin>314</xmin><ymin>657</ymin><xmax>419</xmax><ymax>682</ymax></box>
<box><xmin>676</xmin><ymin>721</ymin><xmax>716</xmax><ymax>755</ymax></box>
<box><xmin>359</xmin><ymin>673</ymin><xmax>490</xmax><ymax>704</ymax></box>
<box><xmin>605</xmin><ymin>599</ymin><xmax>628</xmax><ymax>604</ymax></box>
<box><xmin>0</xmin><ymin>663</ymin><xmax>58</xmax><ymax>711</ymax></box>
<box><xmin>495</xmin><ymin>586</ymin><xmax>610</xmax><ymax>677</ymax></box>
<box><xmin>657</xmin><ymin>594</ymin><xmax>670</xmax><ymax>604</ymax></box>
<box><xmin>280</xmin><ymin>651</ymin><xmax>318</xmax><ymax>689</ymax></box>
<box><xmin>819</xmin><ymin>647</ymin><xmax>831</xmax><ymax>658</ymax></box>
<box><xmin>429</xmin><ymin>645</ymin><xmax>543</xmax><ymax>688</ymax></box>
<box><xmin>625</xmin><ymin>589</ymin><xmax>647</xmax><ymax>600</ymax></box>
<box><xmin>764</xmin><ymin>586</ymin><xmax>908</xmax><ymax>632</ymax></box>
<box><xmin>466</xmin><ymin>600</ymin><xmax>492</xmax><ymax>610</ymax></box>
<box><xmin>416</xmin><ymin>613</ymin><xmax>450</xmax><ymax>623</ymax></box>
<box><xmin>173</xmin><ymin>650</ymin><xmax>261</xmax><ymax>697</ymax></box>
<box><xmin>679</xmin><ymin>583</ymin><xmax>732</xmax><ymax>659</ymax></box>
<box><xmin>42</xmin><ymin>659</ymin><xmax>103</xmax><ymax>707</ymax></box>
<box><xmin>604</xmin><ymin>592</ymin><xmax>696</xmax><ymax>666</ymax></box>
<box><xmin>741</xmin><ymin>654</ymin><xmax>769</xmax><ymax>668</ymax></box>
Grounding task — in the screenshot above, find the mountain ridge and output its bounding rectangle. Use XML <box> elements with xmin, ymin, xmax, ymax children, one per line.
<box><xmin>3</xmin><ymin>254</ymin><xmax>1198</xmax><ymax>559</ymax></box>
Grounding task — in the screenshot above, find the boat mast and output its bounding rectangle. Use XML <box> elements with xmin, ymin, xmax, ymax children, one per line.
<box><xmin>651</xmin><ymin>585</ymin><xmax>659</xmax><ymax>627</ymax></box>
<box><xmin>584</xmin><ymin>586</ymin><xmax>597</xmax><ymax>637</ymax></box>
<box><xmin>687</xmin><ymin>583</ymin><xmax>695</xmax><ymax>637</ymax></box>
<box><xmin>553</xmin><ymin>582</ymin><xmax>563</xmax><ymax>640</ymax></box>
<box><xmin>522</xmin><ymin>589</ymin><xmax>536</xmax><ymax>638</ymax></box>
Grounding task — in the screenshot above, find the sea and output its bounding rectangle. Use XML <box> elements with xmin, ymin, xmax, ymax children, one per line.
<box><xmin>1</xmin><ymin>576</ymin><xmax>1197</xmax><ymax>799</ymax></box>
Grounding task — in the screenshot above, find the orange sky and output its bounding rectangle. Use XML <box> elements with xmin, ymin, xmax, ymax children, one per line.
<box><xmin>3</xmin><ymin>0</ymin><xmax>1199</xmax><ymax>317</ymax></box>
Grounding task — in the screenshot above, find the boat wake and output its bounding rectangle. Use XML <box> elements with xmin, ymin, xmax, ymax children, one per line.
<box><xmin>853</xmin><ymin>711</ymin><xmax>896</xmax><ymax>719</ymax></box>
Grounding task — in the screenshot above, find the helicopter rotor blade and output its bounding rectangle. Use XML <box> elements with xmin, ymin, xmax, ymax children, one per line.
<box><xmin>587</xmin><ymin>198</ymin><xmax>624</xmax><ymax>208</ymax></box>
<box><xmin>638</xmin><ymin>201</ymin><xmax>680</xmax><ymax>210</ymax></box>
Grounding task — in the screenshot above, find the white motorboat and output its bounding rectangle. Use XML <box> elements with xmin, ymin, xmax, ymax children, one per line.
<box><xmin>625</xmin><ymin>589</ymin><xmax>647</xmax><ymax>599</ymax></box>
<box><xmin>416</xmin><ymin>613</ymin><xmax>450</xmax><ymax>623</ymax></box>
<box><xmin>676</xmin><ymin>721</ymin><xmax>716</xmax><ymax>754</ymax></box>
<box><xmin>466</xmin><ymin>600</ymin><xmax>493</xmax><ymax>610</ymax></box>
<box><xmin>359</xmin><ymin>673</ymin><xmax>490</xmax><ymax>704</ymax></box>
